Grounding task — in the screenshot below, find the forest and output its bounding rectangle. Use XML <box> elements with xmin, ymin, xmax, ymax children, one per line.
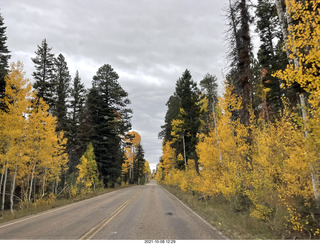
<box><xmin>0</xmin><ymin>15</ymin><xmax>151</xmax><ymax>214</ymax></box>
<box><xmin>0</xmin><ymin>0</ymin><xmax>320</xmax><ymax>239</ymax></box>
<box><xmin>156</xmin><ymin>0</ymin><xmax>320</xmax><ymax>239</ymax></box>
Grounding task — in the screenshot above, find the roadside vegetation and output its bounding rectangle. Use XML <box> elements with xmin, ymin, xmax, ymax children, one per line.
<box><xmin>157</xmin><ymin>0</ymin><xmax>320</xmax><ymax>240</ymax></box>
<box><xmin>162</xmin><ymin>184</ymin><xmax>294</xmax><ymax>240</ymax></box>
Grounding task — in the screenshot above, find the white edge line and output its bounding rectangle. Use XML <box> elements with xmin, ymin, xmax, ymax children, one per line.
<box><xmin>161</xmin><ymin>185</ymin><xmax>230</xmax><ymax>240</ymax></box>
<box><xmin>0</xmin><ymin>187</ymin><xmax>128</xmax><ymax>230</ymax></box>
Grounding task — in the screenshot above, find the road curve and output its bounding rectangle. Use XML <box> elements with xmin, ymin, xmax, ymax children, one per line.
<box><xmin>0</xmin><ymin>180</ymin><xmax>228</xmax><ymax>240</ymax></box>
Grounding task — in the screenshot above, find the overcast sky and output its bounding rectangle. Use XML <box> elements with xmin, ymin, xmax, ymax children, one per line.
<box><xmin>2</xmin><ymin>0</ymin><xmax>237</xmax><ymax>171</ymax></box>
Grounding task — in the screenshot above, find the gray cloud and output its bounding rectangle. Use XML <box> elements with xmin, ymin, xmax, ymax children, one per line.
<box><xmin>3</xmin><ymin>0</ymin><xmax>229</xmax><ymax>170</ymax></box>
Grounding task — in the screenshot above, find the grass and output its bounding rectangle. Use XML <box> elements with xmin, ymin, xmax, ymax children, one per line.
<box><xmin>0</xmin><ymin>184</ymin><xmax>132</xmax><ymax>225</ymax></box>
<box><xmin>161</xmin><ymin>184</ymin><xmax>292</xmax><ymax>240</ymax></box>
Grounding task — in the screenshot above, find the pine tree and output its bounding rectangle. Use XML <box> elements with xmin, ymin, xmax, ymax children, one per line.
<box><xmin>68</xmin><ymin>71</ymin><xmax>86</xmax><ymax>173</ymax></box>
<box><xmin>31</xmin><ymin>39</ymin><xmax>55</xmax><ymax>111</ymax></box>
<box><xmin>0</xmin><ymin>12</ymin><xmax>11</xmax><ymax>112</ymax></box>
<box><xmin>226</xmin><ymin>0</ymin><xmax>253</xmax><ymax>126</ymax></box>
<box><xmin>53</xmin><ymin>53</ymin><xmax>71</xmax><ymax>133</ymax></box>
<box><xmin>133</xmin><ymin>143</ymin><xmax>145</xmax><ymax>184</ymax></box>
<box><xmin>158</xmin><ymin>94</ymin><xmax>180</xmax><ymax>142</ymax></box>
<box><xmin>174</xmin><ymin>69</ymin><xmax>202</xmax><ymax>172</ymax></box>
<box><xmin>88</xmin><ymin>64</ymin><xmax>132</xmax><ymax>187</ymax></box>
<box><xmin>199</xmin><ymin>73</ymin><xmax>218</xmax><ymax>133</ymax></box>
<box><xmin>255</xmin><ymin>0</ymin><xmax>287</xmax><ymax>119</ymax></box>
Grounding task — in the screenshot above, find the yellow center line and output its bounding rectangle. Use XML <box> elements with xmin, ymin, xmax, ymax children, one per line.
<box><xmin>79</xmin><ymin>190</ymin><xmax>141</xmax><ymax>240</ymax></box>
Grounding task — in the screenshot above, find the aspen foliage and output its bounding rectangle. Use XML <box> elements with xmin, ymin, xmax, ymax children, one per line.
<box><xmin>161</xmin><ymin>142</ymin><xmax>176</xmax><ymax>176</ymax></box>
<box><xmin>143</xmin><ymin>160</ymin><xmax>151</xmax><ymax>183</ymax></box>
<box><xmin>271</xmin><ymin>0</ymin><xmax>320</xmax><ymax>235</ymax></box>
<box><xmin>0</xmin><ymin>62</ymin><xmax>68</xmax><ymax>211</ymax></box>
<box><xmin>76</xmin><ymin>142</ymin><xmax>100</xmax><ymax>191</ymax></box>
<box><xmin>159</xmin><ymin>81</ymin><xmax>320</xmax><ymax>236</ymax></box>
<box><xmin>122</xmin><ymin>131</ymin><xmax>141</xmax><ymax>184</ymax></box>
<box><xmin>121</xmin><ymin>131</ymin><xmax>150</xmax><ymax>184</ymax></box>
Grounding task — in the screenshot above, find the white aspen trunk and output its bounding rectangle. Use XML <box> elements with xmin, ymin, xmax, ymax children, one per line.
<box><xmin>276</xmin><ymin>0</ymin><xmax>320</xmax><ymax>207</ymax></box>
<box><xmin>10</xmin><ymin>164</ymin><xmax>17</xmax><ymax>214</ymax></box>
<box><xmin>28</xmin><ymin>164</ymin><xmax>36</xmax><ymax>203</ymax></box>
<box><xmin>41</xmin><ymin>167</ymin><xmax>47</xmax><ymax>197</ymax></box>
<box><xmin>25</xmin><ymin>173</ymin><xmax>30</xmax><ymax>204</ymax></box>
<box><xmin>1</xmin><ymin>166</ymin><xmax>8</xmax><ymax>211</ymax></box>
<box><xmin>54</xmin><ymin>175</ymin><xmax>59</xmax><ymax>196</ymax></box>
<box><xmin>275</xmin><ymin>0</ymin><xmax>292</xmax><ymax>62</ymax></box>
<box><xmin>130</xmin><ymin>146</ymin><xmax>133</xmax><ymax>180</ymax></box>
<box><xmin>0</xmin><ymin>163</ymin><xmax>5</xmax><ymax>198</ymax></box>
<box><xmin>182</xmin><ymin>133</ymin><xmax>187</xmax><ymax>170</ymax></box>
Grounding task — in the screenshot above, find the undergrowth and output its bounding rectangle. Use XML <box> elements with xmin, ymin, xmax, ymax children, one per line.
<box><xmin>161</xmin><ymin>184</ymin><xmax>306</xmax><ymax>240</ymax></box>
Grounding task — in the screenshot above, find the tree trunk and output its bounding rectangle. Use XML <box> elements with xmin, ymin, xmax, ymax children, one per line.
<box><xmin>10</xmin><ymin>164</ymin><xmax>17</xmax><ymax>214</ymax></box>
<box><xmin>42</xmin><ymin>167</ymin><xmax>47</xmax><ymax>197</ymax></box>
<box><xmin>54</xmin><ymin>175</ymin><xmax>59</xmax><ymax>196</ymax></box>
<box><xmin>238</xmin><ymin>0</ymin><xmax>252</xmax><ymax>127</ymax></box>
<box><xmin>28</xmin><ymin>164</ymin><xmax>36</xmax><ymax>203</ymax></box>
<box><xmin>0</xmin><ymin>163</ymin><xmax>5</xmax><ymax>198</ymax></box>
<box><xmin>1</xmin><ymin>166</ymin><xmax>8</xmax><ymax>211</ymax></box>
<box><xmin>275</xmin><ymin>0</ymin><xmax>291</xmax><ymax>62</ymax></box>
<box><xmin>182</xmin><ymin>133</ymin><xmax>187</xmax><ymax>170</ymax></box>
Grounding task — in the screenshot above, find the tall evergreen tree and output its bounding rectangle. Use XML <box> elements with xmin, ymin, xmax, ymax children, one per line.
<box><xmin>68</xmin><ymin>71</ymin><xmax>86</xmax><ymax>173</ymax></box>
<box><xmin>0</xmin><ymin>12</ymin><xmax>11</xmax><ymax>111</ymax></box>
<box><xmin>199</xmin><ymin>73</ymin><xmax>218</xmax><ymax>133</ymax></box>
<box><xmin>158</xmin><ymin>94</ymin><xmax>180</xmax><ymax>143</ymax></box>
<box><xmin>88</xmin><ymin>64</ymin><xmax>132</xmax><ymax>187</ymax></box>
<box><xmin>133</xmin><ymin>143</ymin><xmax>145</xmax><ymax>184</ymax></box>
<box><xmin>174</xmin><ymin>69</ymin><xmax>201</xmax><ymax>172</ymax></box>
<box><xmin>31</xmin><ymin>39</ymin><xmax>55</xmax><ymax>111</ymax></box>
<box><xmin>255</xmin><ymin>0</ymin><xmax>287</xmax><ymax>118</ymax></box>
<box><xmin>53</xmin><ymin>53</ymin><xmax>71</xmax><ymax>132</ymax></box>
<box><xmin>227</xmin><ymin>0</ymin><xmax>253</xmax><ymax>126</ymax></box>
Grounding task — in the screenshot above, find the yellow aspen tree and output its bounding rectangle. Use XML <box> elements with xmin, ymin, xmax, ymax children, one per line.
<box><xmin>216</xmin><ymin>84</ymin><xmax>249</xmax><ymax>199</ymax></box>
<box><xmin>161</xmin><ymin>141</ymin><xmax>176</xmax><ymax>177</ymax></box>
<box><xmin>121</xmin><ymin>148</ymin><xmax>131</xmax><ymax>185</ymax></box>
<box><xmin>274</xmin><ymin>0</ymin><xmax>320</xmax><ymax>235</ymax></box>
<box><xmin>247</xmin><ymin>113</ymin><xmax>307</xmax><ymax>221</ymax></box>
<box><xmin>125</xmin><ymin>131</ymin><xmax>141</xmax><ymax>181</ymax></box>
<box><xmin>155</xmin><ymin>161</ymin><xmax>164</xmax><ymax>182</ymax></box>
<box><xmin>76</xmin><ymin>142</ymin><xmax>99</xmax><ymax>191</ymax></box>
<box><xmin>26</xmin><ymin>95</ymin><xmax>68</xmax><ymax>201</ymax></box>
<box><xmin>143</xmin><ymin>160</ymin><xmax>151</xmax><ymax>184</ymax></box>
<box><xmin>196</xmin><ymin>83</ymin><xmax>249</xmax><ymax>199</ymax></box>
<box><xmin>171</xmin><ymin>109</ymin><xmax>188</xmax><ymax>169</ymax></box>
<box><xmin>0</xmin><ymin>62</ymin><xmax>32</xmax><ymax>213</ymax></box>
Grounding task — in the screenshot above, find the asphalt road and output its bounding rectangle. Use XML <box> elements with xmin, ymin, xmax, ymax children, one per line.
<box><xmin>0</xmin><ymin>180</ymin><xmax>228</xmax><ymax>240</ymax></box>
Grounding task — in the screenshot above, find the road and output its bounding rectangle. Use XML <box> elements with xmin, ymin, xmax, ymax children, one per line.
<box><xmin>0</xmin><ymin>180</ymin><xmax>228</xmax><ymax>240</ymax></box>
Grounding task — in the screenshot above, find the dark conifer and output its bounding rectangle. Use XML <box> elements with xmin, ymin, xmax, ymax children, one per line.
<box><xmin>133</xmin><ymin>143</ymin><xmax>145</xmax><ymax>184</ymax></box>
<box><xmin>54</xmin><ymin>53</ymin><xmax>71</xmax><ymax>132</ymax></box>
<box><xmin>0</xmin><ymin>12</ymin><xmax>11</xmax><ymax>111</ymax></box>
<box><xmin>174</xmin><ymin>69</ymin><xmax>201</xmax><ymax>172</ymax></box>
<box><xmin>31</xmin><ymin>39</ymin><xmax>55</xmax><ymax>111</ymax></box>
<box><xmin>88</xmin><ymin>64</ymin><xmax>132</xmax><ymax>187</ymax></box>
<box><xmin>68</xmin><ymin>71</ymin><xmax>86</xmax><ymax>172</ymax></box>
